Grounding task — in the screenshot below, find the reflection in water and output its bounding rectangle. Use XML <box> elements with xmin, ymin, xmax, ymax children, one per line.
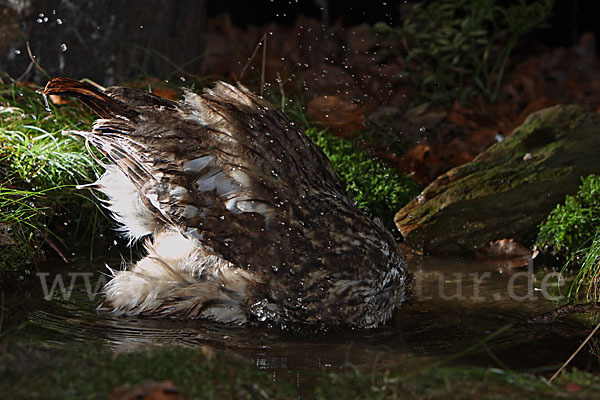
<box><xmin>4</xmin><ymin>255</ymin><xmax>598</xmax><ymax>372</ymax></box>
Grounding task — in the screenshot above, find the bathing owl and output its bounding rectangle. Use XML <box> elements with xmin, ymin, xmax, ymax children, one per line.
<box><xmin>43</xmin><ymin>77</ymin><xmax>412</xmax><ymax>328</ymax></box>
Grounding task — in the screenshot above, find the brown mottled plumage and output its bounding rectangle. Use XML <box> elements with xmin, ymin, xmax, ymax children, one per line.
<box><xmin>43</xmin><ymin>77</ymin><xmax>412</xmax><ymax>328</ymax></box>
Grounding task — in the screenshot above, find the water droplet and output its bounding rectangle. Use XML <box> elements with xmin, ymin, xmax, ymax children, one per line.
<box><xmin>42</xmin><ymin>94</ymin><xmax>51</xmax><ymax>112</ymax></box>
<box><xmin>419</xmin><ymin>126</ymin><xmax>426</xmax><ymax>133</ymax></box>
<box><xmin>14</xmin><ymin>49</ymin><xmax>20</xmax><ymax>55</ymax></box>
<box><xmin>56</xmin><ymin>18</ymin><xmax>62</xmax><ymax>24</ymax></box>
<box><xmin>60</xmin><ymin>43</ymin><xmax>67</xmax><ymax>52</ymax></box>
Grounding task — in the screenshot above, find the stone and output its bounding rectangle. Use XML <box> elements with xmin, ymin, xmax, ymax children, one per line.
<box><xmin>395</xmin><ymin>105</ymin><xmax>600</xmax><ymax>255</ymax></box>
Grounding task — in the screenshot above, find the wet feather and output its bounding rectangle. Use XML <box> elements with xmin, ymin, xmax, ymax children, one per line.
<box><xmin>43</xmin><ymin>77</ymin><xmax>413</xmax><ymax>328</ymax></box>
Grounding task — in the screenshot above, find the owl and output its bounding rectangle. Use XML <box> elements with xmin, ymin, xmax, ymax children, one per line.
<box><xmin>43</xmin><ymin>78</ymin><xmax>412</xmax><ymax>328</ymax></box>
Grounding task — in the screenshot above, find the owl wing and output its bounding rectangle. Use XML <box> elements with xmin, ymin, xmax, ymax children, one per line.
<box><xmin>43</xmin><ymin>78</ymin><xmax>348</xmax><ymax>272</ymax></box>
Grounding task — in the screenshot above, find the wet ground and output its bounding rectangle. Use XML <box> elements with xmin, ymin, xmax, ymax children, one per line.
<box><xmin>1</xmin><ymin>254</ymin><xmax>597</xmax><ymax>376</ymax></box>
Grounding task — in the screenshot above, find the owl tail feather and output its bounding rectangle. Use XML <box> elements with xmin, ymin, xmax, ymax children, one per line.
<box><xmin>99</xmin><ymin>232</ymin><xmax>263</xmax><ymax>324</ymax></box>
<box><xmin>42</xmin><ymin>77</ymin><xmax>139</xmax><ymax>120</ymax></box>
<box><xmin>101</xmin><ymin>261</ymin><xmax>254</xmax><ymax>324</ymax></box>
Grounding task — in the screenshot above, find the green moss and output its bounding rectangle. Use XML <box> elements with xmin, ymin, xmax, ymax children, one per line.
<box><xmin>394</xmin><ymin>105</ymin><xmax>600</xmax><ymax>255</ymax></box>
<box><xmin>3</xmin><ymin>344</ymin><xmax>600</xmax><ymax>400</ymax></box>
<box><xmin>536</xmin><ymin>175</ymin><xmax>600</xmax><ymax>256</ymax></box>
<box><xmin>536</xmin><ymin>174</ymin><xmax>600</xmax><ymax>302</ymax></box>
<box><xmin>304</xmin><ymin>127</ymin><xmax>421</xmax><ymax>226</ymax></box>
<box><xmin>0</xmin><ymin>241</ymin><xmax>30</xmax><ymax>277</ymax></box>
<box><xmin>0</xmin><ymin>346</ymin><xmax>297</xmax><ymax>400</ymax></box>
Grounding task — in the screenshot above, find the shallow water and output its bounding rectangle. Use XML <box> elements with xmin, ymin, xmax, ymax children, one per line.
<box><xmin>2</xmin><ymin>254</ymin><xmax>597</xmax><ymax>374</ymax></box>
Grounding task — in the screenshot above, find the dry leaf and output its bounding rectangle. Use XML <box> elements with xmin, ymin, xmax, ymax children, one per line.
<box><xmin>48</xmin><ymin>94</ymin><xmax>70</xmax><ymax>105</ymax></box>
<box><xmin>109</xmin><ymin>380</ymin><xmax>183</xmax><ymax>400</ymax></box>
<box><xmin>564</xmin><ymin>380</ymin><xmax>584</xmax><ymax>393</ymax></box>
<box><xmin>476</xmin><ymin>239</ymin><xmax>536</xmax><ymax>269</ymax></box>
<box><xmin>397</xmin><ymin>143</ymin><xmax>442</xmax><ymax>185</ymax></box>
<box><xmin>151</xmin><ymin>87</ymin><xmax>179</xmax><ymax>100</ymax></box>
<box><xmin>345</xmin><ymin>23</ymin><xmax>376</xmax><ymax>53</ymax></box>
<box><xmin>307</xmin><ymin>95</ymin><xmax>366</xmax><ymax>137</ymax></box>
<box><xmin>480</xmin><ymin>239</ymin><xmax>532</xmax><ymax>258</ymax></box>
<box><xmin>404</xmin><ymin>103</ymin><xmax>447</xmax><ymax>129</ymax></box>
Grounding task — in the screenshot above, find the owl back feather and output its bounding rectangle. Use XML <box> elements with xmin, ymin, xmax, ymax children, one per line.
<box><xmin>43</xmin><ymin>78</ymin><xmax>412</xmax><ymax>328</ymax></box>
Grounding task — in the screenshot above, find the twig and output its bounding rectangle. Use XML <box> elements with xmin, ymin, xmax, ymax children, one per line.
<box><xmin>80</xmin><ymin>78</ymin><xmax>106</xmax><ymax>92</ymax></box>
<box><xmin>43</xmin><ymin>231</ymin><xmax>71</xmax><ymax>264</ymax></box>
<box><xmin>240</xmin><ymin>33</ymin><xmax>267</xmax><ymax>83</ymax></box>
<box><xmin>260</xmin><ymin>33</ymin><xmax>267</xmax><ymax>96</ymax></box>
<box><xmin>549</xmin><ymin>320</ymin><xmax>600</xmax><ymax>382</ymax></box>
<box><xmin>0</xmin><ymin>291</ymin><xmax>4</xmax><ymax>336</ymax></box>
<box><xmin>276</xmin><ymin>71</ymin><xmax>285</xmax><ymax>112</ymax></box>
<box><xmin>25</xmin><ymin>41</ymin><xmax>49</xmax><ymax>78</ymax></box>
<box><xmin>145</xmin><ymin>47</ymin><xmax>208</xmax><ymax>83</ymax></box>
<box><xmin>16</xmin><ymin>61</ymin><xmax>34</xmax><ymax>82</ymax></box>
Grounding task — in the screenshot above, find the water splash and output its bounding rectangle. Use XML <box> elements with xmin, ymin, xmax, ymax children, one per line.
<box><xmin>42</xmin><ymin>94</ymin><xmax>51</xmax><ymax>112</ymax></box>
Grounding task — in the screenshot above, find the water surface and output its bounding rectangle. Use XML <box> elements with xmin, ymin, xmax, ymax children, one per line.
<box><xmin>2</xmin><ymin>254</ymin><xmax>596</xmax><ymax>374</ymax></box>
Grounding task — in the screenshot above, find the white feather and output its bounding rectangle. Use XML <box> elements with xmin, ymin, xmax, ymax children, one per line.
<box><xmin>94</xmin><ymin>166</ymin><xmax>158</xmax><ymax>241</ymax></box>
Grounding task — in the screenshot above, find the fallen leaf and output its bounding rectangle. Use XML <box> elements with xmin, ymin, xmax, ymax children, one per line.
<box><xmin>48</xmin><ymin>94</ymin><xmax>70</xmax><ymax>105</ymax></box>
<box><xmin>298</xmin><ymin>64</ymin><xmax>362</xmax><ymax>101</ymax></box>
<box><xmin>463</xmin><ymin>127</ymin><xmax>500</xmax><ymax>154</ymax></box>
<box><xmin>397</xmin><ymin>143</ymin><xmax>443</xmax><ymax>185</ymax></box>
<box><xmin>199</xmin><ymin>345</ymin><xmax>215</xmax><ymax>359</ymax></box>
<box><xmin>564</xmin><ymin>380</ymin><xmax>584</xmax><ymax>393</ymax></box>
<box><xmin>404</xmin><ymin>102</ymin><xmax>430</xmax><ymax>120</ymax></box>
<box><xmin>307</xmin><ymin>95</ymin><xmax>366</xmax><ymax>137</ymax></box>
<box><xmin>345</xmin><ymin>23</ymin><xmax>376</xmax><ymax>53</ymax></box>
<box><xmin>476</xmin><ymin>239</ymin><xmax>536</xmax><ymax>269</ymax></box>
<box><xmin>151</xmin><ymin>87</ymin><xmax>179</xmax><ymax>100</ymax></box>
<box><xmin>447</xmin><ymin>101</ymin><xmax>479</xmax><ymax>129</ymax></box>
<box><xmin>404</xmin><ymin>102</ymin><xmax>447</xmax><ymax>129</ymax></box>
<box><xmin>503</xmin><ymin>97</ymin><xmax>555</xmax><ymax>136</ymax></box>
<box><xmin>109</xmin><ymin>380</ymin><xmax>183</xmax><ymax>400</ymax></box>
<box><xmin>480</xmin><ymin>239</ymin><xmax>532</xmax><ymax>258</ymax></box>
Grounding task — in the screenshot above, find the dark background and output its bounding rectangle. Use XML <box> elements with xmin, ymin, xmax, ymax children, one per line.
<box><xmin>1</xmin><ymin>0</ymin><xmax>599</xmax><ymax>85</ymax></box>
<box><xmin>208</xmin><ymin>0</ymin><xmax>599</xmax><ymax>48</ymax></box>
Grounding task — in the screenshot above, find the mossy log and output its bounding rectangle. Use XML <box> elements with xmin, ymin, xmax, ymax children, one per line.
<box><xmin>395</xmin><ymin>105</ymin><xmax>600</xmax><ymax>255</ymax></box>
